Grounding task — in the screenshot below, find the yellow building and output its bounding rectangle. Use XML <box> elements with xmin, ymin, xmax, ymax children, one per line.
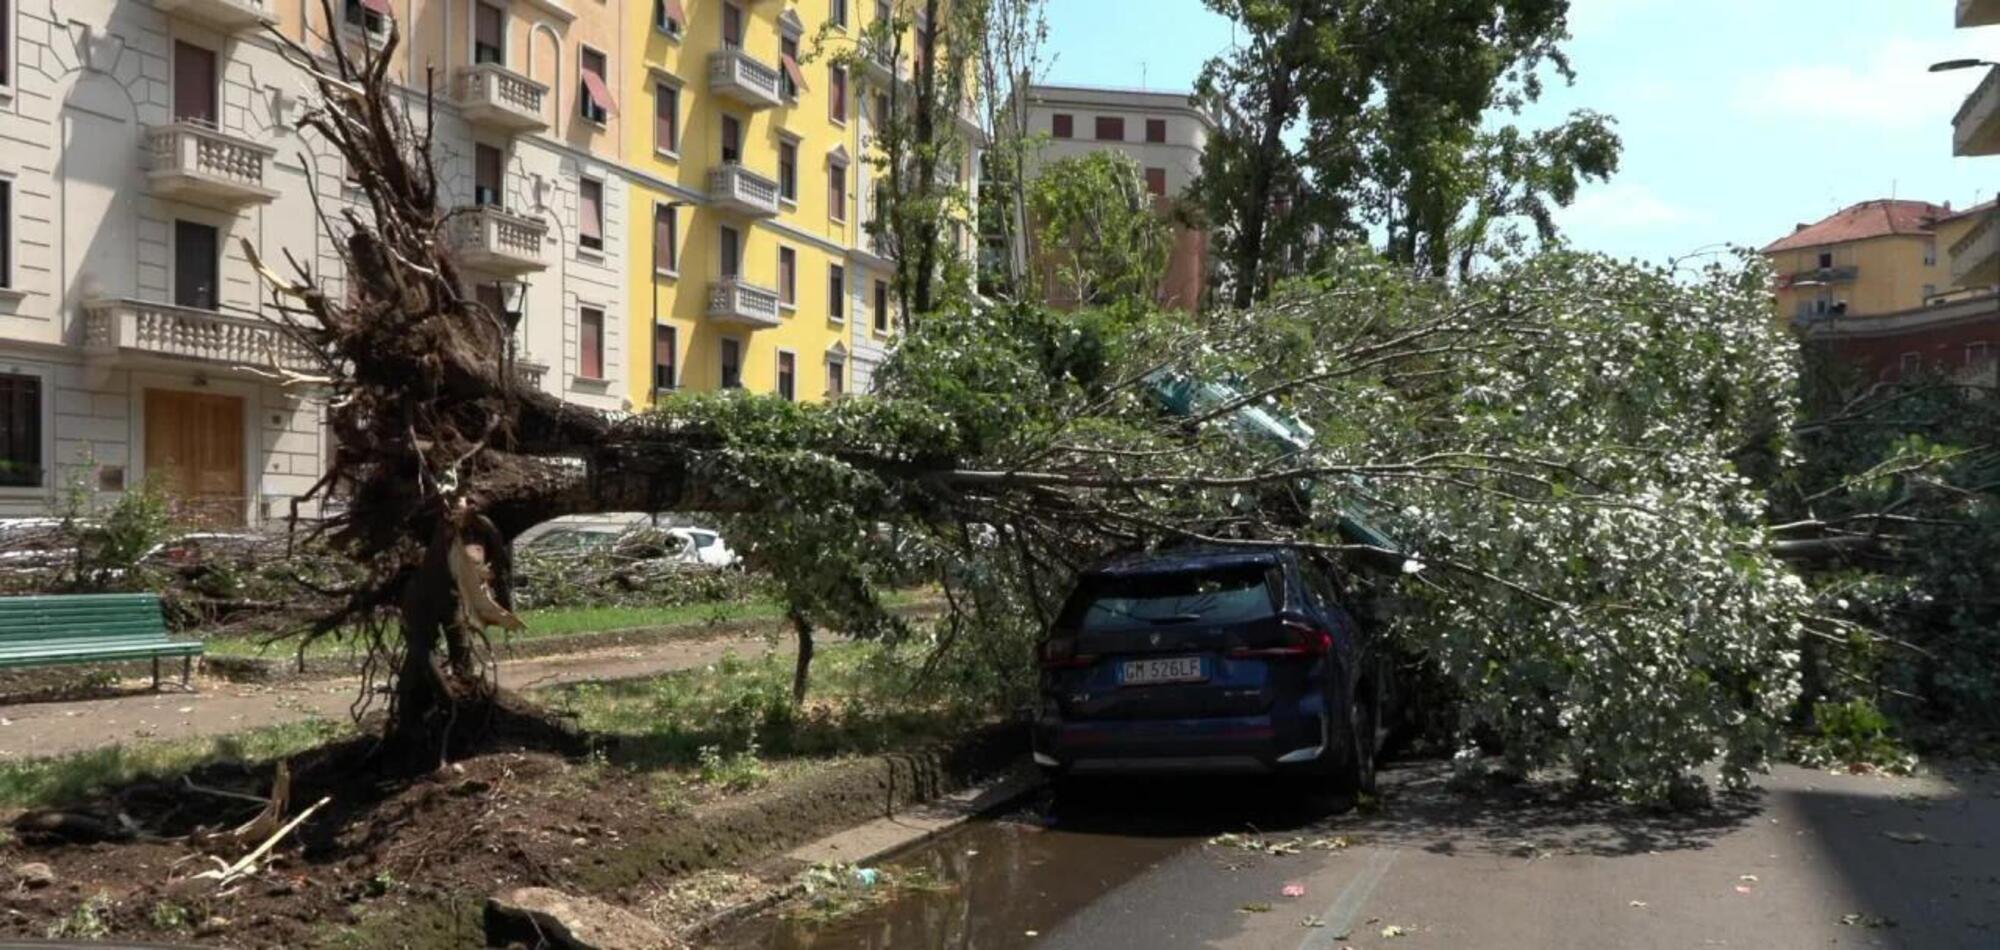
<box><xmin>1763</xmin><ymin>200</ymin><xmax>1954</xmax><ymax>321</ymax></box>
<box><xmin>622</xmin><ymin>0</ymin><xmax>962</xmax><ymax>405</ymax></box>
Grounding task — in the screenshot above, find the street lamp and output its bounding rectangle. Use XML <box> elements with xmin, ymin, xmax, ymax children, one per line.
<box><xmin>1929</xmin><ymin>58</ymin><xmax>2000</xmax><ymax>72</ymax></box>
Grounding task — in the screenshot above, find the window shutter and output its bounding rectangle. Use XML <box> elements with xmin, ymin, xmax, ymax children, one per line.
<box><xmin>579</xmin><ymin>180</ymin><xmax>603</xmax><ymax>243</ymax></box>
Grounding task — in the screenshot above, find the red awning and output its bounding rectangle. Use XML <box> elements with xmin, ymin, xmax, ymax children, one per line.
<box><xmin>661</xmin><ymin>0</ymin><xmax>687</xmax><ymax>28</ymax></box>
<box><xmin>581</xmin><ymin>69</ymin><xmax>619</xmax><ymax>117</ymax></box>
<box><xmin>782</xmin><ymin>54</ymin><xmax>810</xmax><ymax>95</ymax></box>
<box><xmin>360</xmin><ymin>0</ymin><xmax>395</xmax><ymax>15</ymax></box>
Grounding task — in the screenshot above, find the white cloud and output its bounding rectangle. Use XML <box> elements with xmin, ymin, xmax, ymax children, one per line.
<box><xmin>1560</xmin><ymin>182</ymin><xmax>1700</xmax><ymax>234</ymax></box>
<box><xmin>1735</xmin><ymin>37</ymin><xmax>1972</xmax><ymax>130</ymax></box>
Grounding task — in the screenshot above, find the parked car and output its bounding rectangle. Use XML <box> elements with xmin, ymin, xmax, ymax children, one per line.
<box><xmin>1032</xmin><ymin>546</ymin><xmax>1390</xmax><ymax>795</ymax></box>
<box><xmin>519</xmin><ymin>519</ymin><xmax>739</xmax><ymax>569</ymax></box>
<box><xmin>0</xmin><ymin>518</ymin><xmax>80</xmax><ymax>573</ymax></box>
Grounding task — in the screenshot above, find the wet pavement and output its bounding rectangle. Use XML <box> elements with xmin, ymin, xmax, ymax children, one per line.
<box><xmin>716</xmin><ymin>761</ymin><xmax>2000</xmax><ymax>949</ymax></box>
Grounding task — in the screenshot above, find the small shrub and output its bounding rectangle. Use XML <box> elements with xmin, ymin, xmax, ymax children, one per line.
<box><xmin>1793</xmin><ymin>698</ymin><xmax>1914</xmax><ymax>773</ymax></box>
<box><xmin>696</xmin><ymin>740</ymin><xmax>767</xmax><ymax>791</ymax></box>
<box><xmin>46</xmin><ymin>892</ymin><xmax>113</xmax><ymax>940</ymax></box>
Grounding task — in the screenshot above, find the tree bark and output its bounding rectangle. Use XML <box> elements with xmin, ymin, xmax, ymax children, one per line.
<box><xmin>789</xmin><ymin>609</ymin><xmax>816</xmax><ymax>706</ymax></box>
<box><xmin>1230</xmin><ymin>1</ymin><xmax>1311</xmax><ymax>310</ymax></box>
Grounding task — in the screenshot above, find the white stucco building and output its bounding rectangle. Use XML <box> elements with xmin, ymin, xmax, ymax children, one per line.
<box><xmin>0</xmin><ymin>0</ymin><xmax>631</xmax><ymax>526</ymax></box>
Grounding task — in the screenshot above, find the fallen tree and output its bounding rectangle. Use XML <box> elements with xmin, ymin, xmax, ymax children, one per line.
<box><xmin>253</xmin><ymin>9</ymin><xmax>1805</xmax><ymax>801</ymax></box>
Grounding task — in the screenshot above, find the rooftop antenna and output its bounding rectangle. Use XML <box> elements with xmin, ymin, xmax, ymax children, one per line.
<box><xmin>1141</xmin><ymin>61</ymin><xmax>1148</xmax><ymax>91</ymax></box>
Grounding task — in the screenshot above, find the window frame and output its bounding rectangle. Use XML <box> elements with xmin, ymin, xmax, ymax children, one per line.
<box><xmin>829</xmin><ymin>65</ymin><xmax>848</xmax><ymax>124</ymax></box>
<box><xmin>577</xmin><ymin>176</ymin><xmax>606</xmax><ymax>253</ymax></box>
<box><xmin>873</xmin><ymin>278</ymin><xmax>889</xmax><ymax>334</ymax></box>
<box><xmin>1094</xmin><ymin>115</ymin><xmax>1125</xmax><ymax>141</ymax></box>
<box><xmin>172</xmin><ymin>39</ymin><xmax>221</xmax><ymax>127</ymax></box>
<box><xmin>1144</xmin><ymin>166</ymin><xmax>1167</xmax><ymax>198</ymax></box>
<box><xmin>828</xmin><ymin>264</ymin><xmax>846</xmax><ymax>324</ymax></box>
<box><xmin>0</xmin><ymin>367</ymin><xmax>45</xmax><ymax>491</ymax></box>
<box><xmin>653</xmin><ymin>201</ymin><xmax>679</xmax><ymax>276</ymax></box>
<box><xmin>471</xmin><ymin>0</ymin><xmax>508</xmax><ymax>66</ymax></box>
<box><xmin>578</xmin><ymin>45</ymin><xmax>613</xmax><ymax>125</ymax></box>
<box><xmin>654</xmin><ymin>323</ymin><xmax>679</xmax><ymax>392</ymax></box>
<box><xmin>720</xmin><ymin>337</ymin><xmax>744</xmax><ymax>390</ymax></box>
<box><xmin>832</xmin><ymin>0</ymin><xmax>849</xmax><ymax>30</ymax></box>
<box><xmin>172</xmin><ymin>218</ymin><xmax>222</xmax><ymax>312</ymax></box>
<box><xmin>577</xmin><ymin>304</ymin><xmax>606</xmax><ymax>381</ymax></box>
<box><xmin>653</xmin><ymin>78</ymin><xmax>681</xmax><ymax>158</ymax></box>
<box><xmin>0</xmin><ymin>176</ymin><xmax>14</xmax><ymax>292</ymax></box>
<box><xmin>776</xmin><ymin>349</ymin><xmax>798</xmax><ymax>402</ymax></box>
<box><xmin>825</xmin><ymin>354</ymin><xmax>846</xmax><ymax>398</ymax></box>
<box><xmin>828</xmin><ymin>159</ymin><xmax>848</xmax><ymax>223</ymax></box>
<box><xmin>1052</xmin><ymin>113</ymin><xmax>1073</xmax><ymax>139</ymax></box>
<box><xmin>778</xmin><ymin>246</ymin><xmax>798</xmax><ymax>310</ymax></box>
<box><xmin>778</xmin><ymin>138</ymin><xmax>799</xmax><ymax>205</ymax></box>
<box><xmin>1145</xmin><ymin>117</ymin><xmax>1167</xmax><ymax>143</ymax></box>
<box><xmin>1899</xmin><ymin>352</ymin><xmax>1923</xmax><ymax>379</ymax></box>
<box><xmin>654</xmin><ymin>0</ymin><xmax>685</xmax><ymax>37</ymax></box>
<box><xmin>0</xmin><ymin>0</ymin><xmax>14</xmax><ymax>97</ymax></box>
<box><xmin>473</xmin><ymin>142</ymin><xmax>506</xmax><ymax>209</ymax></box>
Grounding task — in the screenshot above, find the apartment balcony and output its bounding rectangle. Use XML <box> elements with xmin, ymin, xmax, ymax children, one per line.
<box><xmin>708</xmin><ymin>49</ymin><xmax>783</xmax><ymax>110</ymax></box>
<box><xmin>1955</xmin><ymin>66</ymin><xmax>2000</xmax><ymax>157</ymax></box>
<box><xmin>147</xmin><ymin>123</ymin><xmax>278</xmax><ymax>207</ymax></box>
<box><xmin>445</xmin><ymin>205</ymin><xmax>549</xmax><ymax>276</ymax></box>
<box><xmin>1951</xmin><ymin>214</ymin><xmax>2000</xmax><ymax>288</ymax></box>
<box><xmin>514</xmin><ymin>355</ymin><xmax>550</xmax><ymax>390</ymax></box>
<box><xmin>707</xmin><ymin>163</ymin><xmax>781</xmax><ymax>218</ymax></box>
<box><xmin>456</xmin><ymin>64</ymin><xmax>549</xmax><ymax>135</ymax></box>
<box><xmin>156</xmin><ymin>0</ymin><xmax>275</xmax><ymax>32</ymax></box>
<box><xmin>707</xmin><ymin>277</ymin><xmax>783</xmax><ymax>329</ymax></box>
<box><xmin>1961</xmin><ymin>0</ymin><xmax>2000</xmax><ymax>27</ymax></box>
<box><xmin>1781</xmin><ymin>264</ymin><xmax>1858</xmax><ymax>288</ymax></box>
<box><xmin>82</xmin><ymin>298</ymin><xmax>318</xmax><ymax>374</ymax></box>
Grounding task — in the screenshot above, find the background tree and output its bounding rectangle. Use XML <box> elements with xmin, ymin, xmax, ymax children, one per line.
<box><xmin>1193</xmin><ymin>0</ymin><xmax>1620</xmax><ymax>298</ymax></box>
<box><xmin>1026</xmin><ymin>152</ymin><xmax>1171</xmax><ymax>310</ymax></box>
<box><xmin>976</xmin><ymin>0</ymin><xmax>1051</xmax><ymax>299</ymax></box>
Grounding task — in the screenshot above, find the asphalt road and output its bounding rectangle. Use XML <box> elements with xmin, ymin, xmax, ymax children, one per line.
<box><xmin>731</xmin><ymin>761</ymin><xmax>2000</xmax><ymax>949</ymax></box>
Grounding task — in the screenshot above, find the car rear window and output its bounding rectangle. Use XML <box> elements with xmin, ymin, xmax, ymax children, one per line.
<box><xmin>1061</xmin><ymin>566</ymin><xmax>1281</xmax><ymax>633</ymax></box>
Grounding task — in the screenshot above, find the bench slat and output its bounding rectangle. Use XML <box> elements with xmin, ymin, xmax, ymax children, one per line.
<box><xmin>0</xmin><ymin>595</ymin><xmax>199</xmax><ymax>679</ymax></box>
<box><xmin>0</xmin><ymin>621</ymin><xmax>169</xmax><ymax>637</ymax></box>
<box><xmin>0</xmin><ymin>643</ymin><xmax>202</xmax><ymax>659</ymax></box>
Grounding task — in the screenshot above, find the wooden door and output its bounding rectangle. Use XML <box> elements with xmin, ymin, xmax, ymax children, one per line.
<box><xmin>144</xmin><ymin>389</ymin><xmax>245</xmax><ymax>527</ymax></box>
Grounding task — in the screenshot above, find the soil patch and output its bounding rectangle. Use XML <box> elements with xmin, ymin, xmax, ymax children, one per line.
<box><xmin>0</xmin><ymin>715</ymin><xmax>1022</xmax><ymax>948</ymax></box>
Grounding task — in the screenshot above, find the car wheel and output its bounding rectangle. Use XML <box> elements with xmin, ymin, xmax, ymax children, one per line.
<box><xmin>1326</xmin><ymin>665</ymin><xmax>1380</xmax><ymax>798</ymax></box>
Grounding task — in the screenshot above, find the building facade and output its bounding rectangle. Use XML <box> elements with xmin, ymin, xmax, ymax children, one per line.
<box><xmin>0</xmin><ymin>0</ymin><xmax>980</xmax><ymax>526</ymax></box>
<box><xmin>1019</xmin><ymin>84</ymin><xmax>1213</xmax><ymax>311</ymax></box>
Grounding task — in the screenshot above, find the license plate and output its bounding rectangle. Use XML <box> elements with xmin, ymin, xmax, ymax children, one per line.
<box><xmin>1120</xmin><ymin>656</ymin><xmax>1206</xmax><ymax>686</ymax></box>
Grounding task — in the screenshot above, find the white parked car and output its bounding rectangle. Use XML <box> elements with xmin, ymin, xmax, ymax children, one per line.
<box><xmin>665</xmin><ymin>526</ymin><xmax>739</xmax><ymax>569</ymax></box>
<box><xmin>517</xmin><ymin>516</ymin><xmax>738</xmax><ymax>569</ymax></box>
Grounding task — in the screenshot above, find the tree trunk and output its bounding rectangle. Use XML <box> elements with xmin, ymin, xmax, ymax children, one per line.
<box><xmin>1230</xmin><ymin>1</ymin><xmax>1310</xmax><ymax>310</ymax></box>
<box><xmin>789</xmin><ymin>609</ymin><xmax>816</xmax><ymax>706</ymax></box>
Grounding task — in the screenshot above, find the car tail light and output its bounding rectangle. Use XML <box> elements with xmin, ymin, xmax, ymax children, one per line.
<box><xmin>1229</xmin><ymin>617</ymin><xmax>1334</xmax><ymax>659</ymax></box>
<box><xmin>1039</xmin><ymin>636</ymin><xmax>1096</xmax><ymax>670</ymax></box>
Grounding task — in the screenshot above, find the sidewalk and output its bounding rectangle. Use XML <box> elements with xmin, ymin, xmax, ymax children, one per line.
<box><xmin>0</xmin><ymin>630</ymin><xmax>795</xmax><ymax>760</ymax></box>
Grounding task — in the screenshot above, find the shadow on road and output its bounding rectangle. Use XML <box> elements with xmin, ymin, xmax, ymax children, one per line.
<box><xmin>1046</xmin><ymin>758</ymin><xmax>1764</xmax><ymax>858</ymax></box>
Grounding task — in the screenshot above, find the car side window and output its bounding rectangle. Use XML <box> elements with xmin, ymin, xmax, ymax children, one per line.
<box><xmin>1303</xmin><ymin>564</ymin><xmax>1343</xmax><ymax>613</ymax></box>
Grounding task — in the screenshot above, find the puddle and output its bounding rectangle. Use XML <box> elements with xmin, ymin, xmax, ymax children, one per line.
<box><xmin>712</xmin><ymin>816</ymin><xmax>1197</xmax><ymax>949</ymax></box>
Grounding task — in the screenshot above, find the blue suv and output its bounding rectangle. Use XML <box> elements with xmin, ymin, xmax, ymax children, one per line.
<box><xmin>1032</xmin><ymin>546</ymin><xmax>1385</xmax><ymax>794</ymax></box>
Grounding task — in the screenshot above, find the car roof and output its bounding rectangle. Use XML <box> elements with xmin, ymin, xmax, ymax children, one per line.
<box><xmin>1088</xmin><ymin>545</ymin><xmax>1289</xmax><ymax>578</ymax></box>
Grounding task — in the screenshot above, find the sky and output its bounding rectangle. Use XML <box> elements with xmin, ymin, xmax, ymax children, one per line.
<box><xmin>1039</xmin><ymin>0</ymin><xmax>2000</xmax><ymax>266</ymax></box>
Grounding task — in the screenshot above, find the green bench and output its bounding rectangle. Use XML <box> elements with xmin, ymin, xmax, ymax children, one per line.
<box><xmin>0</xmin><ymin>593</ymin><xmax>204</xmax><ymax>689</ymax></box>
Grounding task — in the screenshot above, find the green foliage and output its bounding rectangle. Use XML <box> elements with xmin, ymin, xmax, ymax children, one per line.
<box><xmin>1792</xmin><ymin>698</ymin><xmax>1912</xmax><ymax>773</ymax></box>
<box><xmin>1027</xmin><ymin>151</ymin><xmax>1171</xmax><ymax>309</ymax></box>
<box><xmin>696</xmin><ymin>740</ymin><xmax>768</xmax><ymax>791</ymax></box>
<box><xmin>45</xmin><ymin>893</ymin><xmax>113</xmax><ymax>940</ymax></box>
<box><xmin>0</xmin><ymin>716</ymin><xmax>346</xmax><ymax>810</ymax></box>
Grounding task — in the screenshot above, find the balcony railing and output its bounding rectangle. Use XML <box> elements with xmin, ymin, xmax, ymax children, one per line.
<box><xmin>456</xmin><ymin>63</ymin><xmax>550</xmax><ymax>134</ymax></box>
<box><xmin>1956</xmin><ymin>66</ymin><xmax>2000</xmax><ymax>157</ymax></box>
<box><xmin>709</xmin><ymin>49</ymin><xmax>783</xmax><ymax>109</ymax></box>
<box><xmin>514</xmin><ymin>356</ymin><xmax>550</xmax><ymax>390</ymax></box>
<box><xmin>147</xmin><ymin>122</ymin><xmax>278</xmax><ymax>206</ymax></box>
<box><xmin>1782</xmin><ymin>265</ymin><xmax>1858</xmax><ymax>287</ymax></box>
<box><xmin>707</xmin><ymin>277</ymin><xmax>783</xmax><ymax>329</ymax></box>
<box><xmin>446</xmin><ymin>205</ymin><xmax>550</xmax><ymax>276</ymax></box>
<box><xmin>1952</xmin><ymin>214</ymin><xmax>2000</xmax><ymax>288</ymax></box>
<box><xmin>155</xmin><ymin>0</ymin><xmax>275</xmax><ymax>32</ymax></box>
<box><xmin>707</xmin><ymin>163</ymin><xmax>781</xmax><ymax>218</ymax></box>
<box><xmin>82</xmin><ymin>298</ymin><xmax>319</xmax><ymax>373</ymax></box>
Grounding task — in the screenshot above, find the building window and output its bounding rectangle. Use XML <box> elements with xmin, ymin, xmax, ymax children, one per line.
<box><xmin>873</xmin><ymin>279</ymin><xmax>889</xmax><ymax>332</ymax></box>
<box><xmin>721</xmin><ymin>114</ymin><xmax>742</xmax><ymax>163</ymax></box>
<box><xmin>578</xmin><ymin>177</ymin><xmax>604</xmax><ymax>252</ymax></box>
<box><xmin>1970</xmin><ymin>341</ymin><xmax>1992</xmax><ymax>366</ymax></box>
<box><xmin>722</xmin><ymin>2</ymin><xmax>744</xmax><ymax>47</ymax></box>
<box><xmin>1146</xmin><ymin>118</ymin><xmax>1166</xmax><ymax>143</ymax></box>
<box><xmin>579</xmin><ymin>46</ymin><xmax>614</xmax><ymax>123</ymax></box>
<box><xmin>1094</xmin><ymin>116</ymin><xmax>1124</xmax><ymax>141</ymax></box>
<box><xmin>1925</xmin><ymin>241</ymin><xmax>1938</xmax><ymax>267</ymax></box>
<box><xmin>828</xmin><ymin>264</ymin><xmax>845</xmax><ymax>322</ymax></box>
<box><xmin>1900</xmin><ymin>352</ymin><xmax>1922</xmax><ymax>378</ymax></box>
<box><xmin>174</xmin><ymin>220</ymin><xmax>219</xmax><ymax>311</ymax></box>
<box><xmin>654</xmin><ymin>203</ymin><xmax>678</xmax><ymax>273</ymax></box>
<box><xmin>1052</xmin><ymin>113</ymin><xmax>1073</xmax><ymax>139</ymax></box>
<box><xmin>579</xmin><ymin>306</ymin><xmax>605</xmax><ymax>379</ymax></box>
<box><xmin>832</xmin><ymin>0</ymin><xmax>848</xmax><ymax>29</ymax></box>
<box><xmin>1923</xmin><ymin>283</ymin><xmax>1937</xmax><ymax>304</ymax></box>
<box><xmin>654</xmin><ymin>324</ymin><xmax>678</xmax><ymax>391</ymax></box>
<box><xmin>781</xmin><ymin>36</ymin><xmax>808</xmax><ymax>100</ymax></box>
<box><xmin>720</xmin><ymin>338</ymin><xmax>743</xmax><ymax>389</ymax></box>
<box><xmin>874</xmin><ymin>92</ymin><xmax>890</xmax><ymax>125</ymax></box>
<box><xmin>777</xmin><ymin>350</ymin><xmax>797</xmax><ymax>401</ymax></box>
<box><xmin>474</xmin><ymin>144</ymin><xmax>504</xmax><ymax>208</ymax></box>
<box><xmin>345</xmin><ymin>0</ymin><xmax>392</xmax><ymax>34</ymax></box>
<box><xmin>779</xmin><ymin>247</ymin><xmax>797</xmax><ymax>308</ymax></box>
<box><xmin>1144</xmin><ymin>167</ymin><xmax>1167</xmax><ymax>197</ymax></box>
<box><xmin>0</xmin><ymin>372</ymin><xmax>37</xmax><ymax>488</ymax></box>
<box><xmin>830</xmin><ymin>66</ymin><xmax>848</xmax><ymax>123</ymax></box>
<box><xmin>1816</xmin><ymin>251</ymin><xmax>1833</xmax><ymax>270</ymax></box>
<box><xmin>473</xmin><ymin>2</ymin><xmax>505</xmax><ymax>64</ymax></box>
<box><xmin>654</xmin><ymin>0</ymin><xmax>685</xmax><ymax>36</ymax></box>
<box><xmin>778</xmin><ymin>140</ymin><xmax>798</xmax><ymax>202</ymax></box>
<box><xmin>654</xmin><ymin>82</ymin><xmax>679</xmax><ymax>154</ymax></box>
<box><xmin>828</xmin><ymin>161</ymin><xmax>848</xmax><ymax>222</ymax></box>
<box><xmin>0</xmin><ymin>0</ymin><xmax>10</xmax><ymax>89</ymax></box>
<box><xmin>173</xmin><ymin>41</ymin><xmax>218</xmax><ymax>126</ymax></box>
<box><xmin>0</xmin><ymin>179</ymin><xmax>11</xmax><ymax>290</ymax></box>
<box><xmin>825</xmin><ymin>355</ymin><xmax>845</xmax><ymax>398</ymax></box>
<box><xmin>720</xmin><ymin>225</ymin><xmax>741</xmax><ymax>277</ymax></box>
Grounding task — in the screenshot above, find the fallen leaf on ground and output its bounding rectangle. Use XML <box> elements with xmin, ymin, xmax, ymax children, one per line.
<box><xmin>1300</xmin><ymin>915</ymin><xmax>1326</xmax><ymax>928</ymax></box>
<box><xmin>1883</xmin><ymin>831</ymin><xmax>1931</xmax><ymax>844</ymax></box>
<box><xmin>1734</xmin><ymin>885</ymin><xmax>1754</xmax><ymax>895</ymax></box>
<box><xmin>1282</xmin><ymin>883</ymin><xmax>1307</xmax><ymax>898</ymax></box>
<box><xmin>1381</xmin><ymin>924</ymin><xmax>1408</xmax><ymax>938</ymax></box>
<box><xmin>1739</xmin><ymin>874</ymin><xmax>1759</xmax><ymax>883</ymax></box>
<box><xmin>1239</xmin><ymin>902</ymin><xmax>1274</xmax><ymax>914</ymax></box>
<box><xmin>1840</xmin><ymin>913</ymin><xmax>1898</xmax><ymax>929</ymax></box>
<box><xmin>1024</xmin><ymin>930</ymin><xmax>1039</xmax><ymax>937</ymax></box>
<box><xmin>1628</xmin><ymin>900</ymin><xmax>1648</xmax><ymax>908</ymax></box>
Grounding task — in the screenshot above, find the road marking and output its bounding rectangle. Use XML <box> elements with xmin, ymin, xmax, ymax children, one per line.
<box><xmin>1298</xmin><ymin>847</ymin><xmax>1399</xmax><ymax>950</ymax></box>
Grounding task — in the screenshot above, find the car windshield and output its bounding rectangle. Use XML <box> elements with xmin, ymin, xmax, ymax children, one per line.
<box><xmin>1064</xmin><ymin>566</ymin><xmax>1280</xmax><ymax>632</ymax></box>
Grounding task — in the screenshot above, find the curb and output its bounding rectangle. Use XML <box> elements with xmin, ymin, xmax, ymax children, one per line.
<box><xmin>681</xmin><ymin>764</ymin><xmax>1046</xmax><ymax>941</ymax></box>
